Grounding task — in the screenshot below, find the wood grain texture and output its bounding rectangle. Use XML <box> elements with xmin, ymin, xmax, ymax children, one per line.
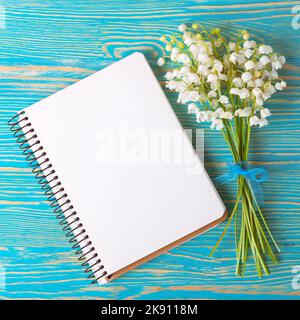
<box><xmin>0</xmin><ymin>0</ymin><xmax>300</xmax><ymax>299</ymax></box>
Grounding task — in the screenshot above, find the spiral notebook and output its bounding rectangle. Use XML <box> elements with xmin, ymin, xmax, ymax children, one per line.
<box><xmin>8</xmin><ymin>52</ymin><xmax>226</xmax><ymax>284</ymax></box>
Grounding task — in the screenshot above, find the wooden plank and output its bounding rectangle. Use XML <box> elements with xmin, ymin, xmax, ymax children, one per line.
<box><xmin>0</xmin><ymin>0</ymin><xmax>299</xmax><ymax>299</ymax></box>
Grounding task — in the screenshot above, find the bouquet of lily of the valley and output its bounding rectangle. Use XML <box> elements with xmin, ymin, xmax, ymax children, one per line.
<box><xmin>158</xmin><ymin>24</ymin><xmax>286</xmax><ymax>276</ymax></box>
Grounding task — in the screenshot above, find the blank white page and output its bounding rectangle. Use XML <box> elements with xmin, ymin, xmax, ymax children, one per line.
<box><xmin>23</xmin><ymin>52</ymin><xmax>225</xmax><ymax>279</ymax></box>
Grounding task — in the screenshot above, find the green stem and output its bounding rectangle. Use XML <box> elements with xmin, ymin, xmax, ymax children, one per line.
<box><xmin>210</xmin><ymin>187</ymin><xmax>242</xmax><ymax>256</ymax></box>
<box><xmin>212</xmin><ymin>114</ymin><xmax>279</xmax><ymax>277</ymax></box>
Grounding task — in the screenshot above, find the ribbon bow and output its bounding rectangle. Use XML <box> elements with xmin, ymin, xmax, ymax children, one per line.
<box><xmin>215</xmin><ymin>161</ymin><xmax>269</xmax><ymax>205</ymax></box>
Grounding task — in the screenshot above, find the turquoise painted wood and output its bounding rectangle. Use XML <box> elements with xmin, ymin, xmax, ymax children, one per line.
<box><xmin>0</xmin><ymin>0</ymin><xmax>300</xmax><ymax>299</ymax></box>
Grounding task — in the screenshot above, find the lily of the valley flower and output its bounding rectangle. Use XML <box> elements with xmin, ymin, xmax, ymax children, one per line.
<box><xmin>158</xmin><ymin>24</ymin><xmax>286</xmax><ymax>130</ymax></box>
<box><xmin>157</xmin><ymin>57</ymin><xmax>165</xmax><ymax>66</ymax></box>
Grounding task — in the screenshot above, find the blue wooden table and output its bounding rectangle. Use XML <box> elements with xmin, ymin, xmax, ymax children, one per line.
<box><xmin>0</xmin><ymin>0</ymin><xmax>300</xmax><ymax>299</ymax></box>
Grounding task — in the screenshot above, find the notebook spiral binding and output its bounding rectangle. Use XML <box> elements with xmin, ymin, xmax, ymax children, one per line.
<box><xmin>8</xmin><ymin>111</ymin><xmax>109</xmax><ymax>284</ymax></box>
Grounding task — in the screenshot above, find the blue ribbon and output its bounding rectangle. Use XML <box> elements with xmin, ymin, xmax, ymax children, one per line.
<box><xmin>215</xmin><ymin>161</ymin><xmax>269</xmax><ymax>205</ymax></box>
